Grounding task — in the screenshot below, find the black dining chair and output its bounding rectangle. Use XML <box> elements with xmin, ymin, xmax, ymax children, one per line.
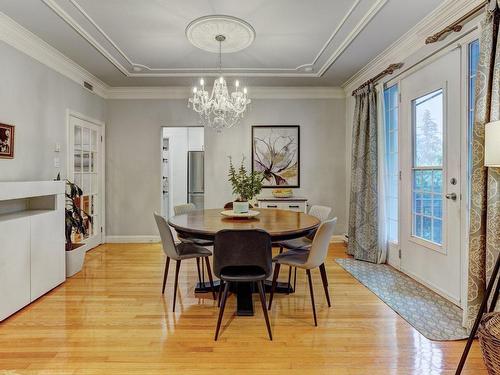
<box><xmin>213</xmin><ymin>229</ymin><xmax>273</xmax><ymax>341</ymax></box>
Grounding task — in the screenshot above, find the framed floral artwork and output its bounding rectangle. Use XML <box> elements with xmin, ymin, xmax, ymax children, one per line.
<box><xmin>252</xmin><ymin>125</ymin><xmax>300</xmax><ymax>188</ymax></box>
<box><xmin>0</xmin><ymin>123</ymin><xmax>14</xmax><ymax>159</ymax></box>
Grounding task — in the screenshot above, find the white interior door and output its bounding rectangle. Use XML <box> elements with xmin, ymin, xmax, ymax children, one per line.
<box><xmin>68</xmin><ymin>115</ymin><xmax>104</xmax><ymax>251</ymax></box>
<box><xmin>400</xmin><ymin>47</ymin><xmax>462</xmax><ymax>305</ymax></box>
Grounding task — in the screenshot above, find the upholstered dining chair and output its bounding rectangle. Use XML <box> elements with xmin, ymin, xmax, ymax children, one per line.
<box><xmin>268</xmin><ymin>217</ymin><xmax>337</xmax><ymax>326</ymax></box>
<box><xmin>154</xmin><ymin>213</ymin><xmax>216</xmax><ymax>312</ymax></box>
<box><xmin>213</xmin><ymin>229</ymin><xmax>273</xmax><ymax>341</ymax></box>
<box><xmin>275</xmin><ymin>205</ymin><xmax>332</xmax><ymax>291</ymax></box>
<box><xmin>173</xmin><ymin>203</ymin><xmax>214</xmax><ymax>287</ymax></box>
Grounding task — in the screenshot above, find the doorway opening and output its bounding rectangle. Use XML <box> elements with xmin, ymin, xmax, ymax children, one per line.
<box><xmin>161</xmin><ymin>127</ymin><xmax>205</xmax><ymax>218</ymax></box>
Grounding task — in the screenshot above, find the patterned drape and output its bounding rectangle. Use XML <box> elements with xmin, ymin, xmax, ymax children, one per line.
<box><xmin>348</xmin><ymin>84</ymin><xmax>380</xmax><ymax>263</ymax></box>
<box><xmin>464</xmin><ymin>4</ymin><xmax>500</xmax><ymax>330</ymax></box>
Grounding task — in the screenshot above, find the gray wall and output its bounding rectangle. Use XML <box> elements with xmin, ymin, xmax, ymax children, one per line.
<box><xmin>106</xmin><ymin>98</ymin><xmax>347</xmax><ymax>237</ymax></box>
<box><xmin>0</xmin><ymin>41</ymin><xmax>106</xmax><ymax>181</ymax></box>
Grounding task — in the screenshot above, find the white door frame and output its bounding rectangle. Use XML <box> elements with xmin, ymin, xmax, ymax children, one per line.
<box><xmin>384</xmin><ymin>31</ymin><xmax>480</xmax><ymax>308</ymax></box>
<box><xmin>66</xmin><ymin>110</ymin><xmax>106</xmax><ymax>249</ymax></box>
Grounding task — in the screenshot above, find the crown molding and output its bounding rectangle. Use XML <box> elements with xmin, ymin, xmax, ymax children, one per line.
<box><xmin>0</xmin><ymin>11</ymin><xmax>109</xmax><ymax>98</ymax></box>
<box><xmin>107</xmin><ymin>86</ymin><xmax>346</xmax><ymax>100</ymax></box>
<box><xmin>342</xmin><ymin>0</ymin><xmax>484</xmax><ymax>92</ymax></box>
<box><xmin>42</xmin><ymin>0</ymin><xmax>386</xmax><ymax>78</ymax></box>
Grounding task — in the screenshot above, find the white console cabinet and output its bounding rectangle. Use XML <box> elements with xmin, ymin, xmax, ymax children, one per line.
<box><xmin>256</xmin><ymin>196</ymin><xmax>308</xmax><ymax>213</ymax></box>
<box><xmin>0</xmin><ymin>181</ymin><xmax>65</xmax><ymax>321</ymax></box>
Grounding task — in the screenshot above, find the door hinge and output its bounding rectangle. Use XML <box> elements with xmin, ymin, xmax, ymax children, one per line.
<box><xmin>398</xmin><ymin>248</ymin><xmax>402</xmax><ymax>259</ymax></box>
<box><xmin>100</xmin><ymin>226</ymin><xmax>103</xmax><ymax>233</ymax></box>
<box><xmin>399</xmin><ymin>92</ymin><xmax>402</xmax><ymax>103</ymax></box>
<box><xmin>399</xmin><ymin>171</ymin><xmax>402</xmax><ymax>180</ymax></box>
<box><xmin>101</xmin><ymin>135</ymin><xmax>103</xmax><ymax>142</ymax></box>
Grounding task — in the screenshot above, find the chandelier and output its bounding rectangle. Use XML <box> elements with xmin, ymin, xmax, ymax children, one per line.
<box><xmin>188</xmin><ymin>35</ymin><xmax>251</xmax><ymax>132</ymax></box>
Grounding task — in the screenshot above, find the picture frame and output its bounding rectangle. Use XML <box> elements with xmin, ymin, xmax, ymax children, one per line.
<box><xmin>0</xmin><ymin>123</ymin><xmax>15</xmax><ymax>159</ymax></box>
<box><xmin>251</xmin><ymin>125</ymin><xmax>300</xmax><ymax>188</ymax></box>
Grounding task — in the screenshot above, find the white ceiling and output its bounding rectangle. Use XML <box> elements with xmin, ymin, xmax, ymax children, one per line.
<box><xmin>0</xmin><ymin>0</ymin><xmax>445</xmax><ymax>87</ymax></box>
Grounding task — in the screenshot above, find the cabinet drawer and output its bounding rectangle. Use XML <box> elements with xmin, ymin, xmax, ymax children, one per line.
<box><xmin>259</xmin><ymin>201</ymin><xmax>306</xmax><ymax>212</ymax></box>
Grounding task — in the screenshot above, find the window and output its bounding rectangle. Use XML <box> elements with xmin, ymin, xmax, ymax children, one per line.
<box><xmin>468</xmin><ymin>40</ymin><xmax>480</xmax><ymax>202</ymax></box>
<box><xmin>411</xmin><ymin>89</ymin><xmax>444</xmax><ymax>245</ymax></box>
<box><xmin>384</xmin><ymin>84</ymin><xmax>399</xmax><ymax>243</ymax></box>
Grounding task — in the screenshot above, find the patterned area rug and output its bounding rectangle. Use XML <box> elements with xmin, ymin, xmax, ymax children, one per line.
<box><xmin>336</xmin><ymin>258</ymin><xmax>469</xmax><ymax>341</ymax></box>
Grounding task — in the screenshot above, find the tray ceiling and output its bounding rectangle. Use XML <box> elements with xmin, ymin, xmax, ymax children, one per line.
<box><xmin>0</xmin><ymin>0</ymin><xmax>445</xmax><ymax>86</ymax></box>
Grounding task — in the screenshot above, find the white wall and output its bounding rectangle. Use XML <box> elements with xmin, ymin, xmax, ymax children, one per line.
<box><xmin>106</xmin><ymin>98</ymin><xmax>346</xmax><ymax>238</ymax></box>
<box><xmin>0</xmin><ymin>41</ymin><xmax>106</xmax><ymax>181</ymax></box>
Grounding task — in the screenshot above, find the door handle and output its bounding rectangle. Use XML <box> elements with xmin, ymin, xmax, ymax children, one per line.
<box><xmin>445</xmin><ymin>193</ymin><xmax>457</xmax><ymax>201</ymax></box>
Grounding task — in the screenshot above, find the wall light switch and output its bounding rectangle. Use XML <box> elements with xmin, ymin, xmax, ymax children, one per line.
<box><xmin>54</xmin><ymin>143</ymin><xmax>61</xmax><ymax>152</ymax></box>
<box><xmin>54</xmin><ymin>157</ymin><xmax>60</xmax><ymax>168</ymax></box>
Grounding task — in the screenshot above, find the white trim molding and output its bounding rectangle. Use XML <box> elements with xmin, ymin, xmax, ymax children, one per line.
<box><xmin>107</xmin><ymin>86</ymin><xmax>346</xmax><ymax>100</ymax></box>
<box><xmin>106</xmin><ymin>235</ymin><xmax>160</xmax><ymax>244</ymax></box>
<box><xmin>0</xmin><ymin>12</ymin><xmax>109</xmax><ymax>98</ymax></box>
<box><xmin>41</xmin><ymin>0</ymin><xmax>387</xmax><ymax>78</ymax></box>
<box><xmin>342</xmin><ymin>0</ymin><xmax>484</xmax><ymax>93</ymax></box>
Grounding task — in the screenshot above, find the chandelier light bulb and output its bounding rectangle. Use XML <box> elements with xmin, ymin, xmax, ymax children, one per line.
<box><xmin>200</xmin><ymin>78</ymin><xmax>204</xmax><ymax>86</ymax></box>
<box><xmin>219</xmin><ymin>76</ymin><xmax>224</xmax><ymax>84</ymax></box>
<box><xmin>235</xmin><ymin>80</ymin><xmax>240</xmax><ymax>88</ymax></box>
<box><xmin>243</xmin><ymin>87</ymin><xmax>247</xmax><ymax>94</ymax></box>
<box><xmin>193</xmin><ymin>87</ymin><xmax>197</xmax><ymax>93</ymax></box>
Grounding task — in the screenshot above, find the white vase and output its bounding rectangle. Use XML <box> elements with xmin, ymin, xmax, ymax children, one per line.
<box><xmin>233</xmin><ymin>201</ymin><xmax>249</xmax><ymax>213</ymax></box>
<box><xmin>66</xmin><ymin>244</ymin><xmax>86</xmax><ymax>277</ymax></box>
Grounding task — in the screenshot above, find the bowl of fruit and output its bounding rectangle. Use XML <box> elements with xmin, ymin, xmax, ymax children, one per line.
<box><xmin>272</xmin><ymin>189</ymin><xmax>293</xmax><ymax>198</ymax></box>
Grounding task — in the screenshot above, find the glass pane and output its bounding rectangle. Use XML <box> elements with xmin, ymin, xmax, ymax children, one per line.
<box><xmin>433</xmin><ymin>219</ymin><xmax>442</xmax><ymax>244</ymax></box>
<box><xmin>91</xmin><ymin>130</ymin><xmax>97</xmax><ymax>152</ymax></box>
<box><xmin>415</xmin><ymin>215</ymin><xmax>422</xmax><ymax>238</ymax></box>
<box><xmin>414</xmin><ymin>192</ymin><xmax>422</xmax><ymax>214</ymax></box>
<box><xmin>422</xmin><ymin>171</ymin><xmax>432</xmax><ymax>192</ymax></box>
<box><xmin>74</xmin><ymin>126</ymin><xmax>82</xmax><ymax>150</ymax></box>
<box><xmin>422</xmin><ymin>193</ymin><xmax>432</xmax><ymax>216</ymax></box>
<box><xmin>414</xmin><ymin>170</ymin><xmax>423</xmax><ymax>191</ymax></box>
<box><xmin>432</xmin><ymin>170</ymin><xmax>443</xmax><ymax>193</ymax></box>
<box><xmin>91</xmin><ymin>174</ymin><xmax>98</xmax><ymax>194</ymax></box>
<box><xmin>89</xmin><ymin>152</ymin><xmax>94</xmax><ymax>172</ymax></box>
<box><xmin>74</xmin><ymin>173</ymin><xmax>81</xmax><ymax>189</ymax></box>
<box><xmin>422</xmin><ymin>216</ymin><xmax>432</xmax><ymax>241</ymax></box>
<box><xmin>433</xmin><ymin>197</ymin><xmax>442</xmax><ymax>219</ymax></box>
<box><xmin>414</xmin><ymin>89</ymin><xmax>443</xmax><ymax>167</ymax></box>
<box><xmin>82</xmin><ymin>127</ymin><xmax>90</xmax><ymax>151</ymax></box>
<box><xmin>82</xmin><ymin>174</ymin><xmax>90</xmax><ymax>195</ymax></box>
<box><xmin>74</xmin><ymin>152</ymin><xmax>82</xmax><ymax>172</ymax></box>
<box><xmin>82</xmin><ymin>152</ymin><xmax>90</xmax><ymax>173</ymax></box>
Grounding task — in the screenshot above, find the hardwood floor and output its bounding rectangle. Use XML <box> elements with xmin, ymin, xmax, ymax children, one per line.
<box><xmin>0</xmin><ymin>243</ymin><xmax>487</xmax><ymax>374</ymax></box>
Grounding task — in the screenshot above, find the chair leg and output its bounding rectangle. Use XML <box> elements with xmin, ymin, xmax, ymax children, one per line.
<box><xmin>287</xmin><ymin>266</ymin><xmax>292</xmax><ymax>294</ymax></box>
<box><xmin>172</xmin><ymin>260</ymin><xmax>181</xmax><ymax>312</ymax></box>
<box><xmin>279</xmin><ymin>246</ymin><xmax>284</xmax><ymax>254</ymax></box>
<box><xmin>319</xmin><ymin>263</ymin><xmax>331</xmax><ymax>307</ymax></box>
<box><xmin>293</xmin><ymin>267</ymin><xmax>297</xmax><ymax>291</ymax></box>
<box><xmin>268</xmin><ymin>263</ymin><xmax>281</xmax><ymax>310</ymax></box>
<box><xmin>215</xmin><ymin>281</ymin><xmax>230</xmax><ymax>341</ymax></box>
<box><xmin>218</xmin><ymin>280</ymin><xmax>224</xmax><ymax>307</ymax></box>
<box><xmin>162</xmin><ymin>257</ymin><xmax>170</xmax><ymax>294</ymax></box>
<box><xmin>306</xmin><ymin>269</ymin><xmax>317</xmax><ymax>326</ymax></box>
<box><xmin>196</xmin><ymin>258</ymin><xmax>202</xmax><ymax>287</ymax></box>
<box><xmin>257</xmin><ymin>280</ymin><xmax>273</xmax><ymax>340</ymax></box>
<box><xmin>205</xmin><ymin>257</ymin><xmax>217</xmax><ymax>300</ymax></box>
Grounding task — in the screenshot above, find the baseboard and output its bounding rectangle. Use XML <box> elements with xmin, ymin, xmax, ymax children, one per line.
<box><xmin>105</xmin><ymin>235</ymin><xmax>160</xmax><ymax>243</ymax></box>
<box><xmin>330</xmin><ymin>235</ymin><xmax>346</xmax><ymax>243</ymax></box>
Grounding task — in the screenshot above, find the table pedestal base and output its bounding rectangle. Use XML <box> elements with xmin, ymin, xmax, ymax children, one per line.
<box><xmin>195</xmin><ymin>280</ymin><xmax>293</xmax><ymax>316</ymax></box>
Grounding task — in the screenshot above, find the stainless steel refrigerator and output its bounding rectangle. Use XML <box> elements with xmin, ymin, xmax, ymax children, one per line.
<box><xmin>187</xmin><ymin>151</ymin><xmax>204</xmax><ymax>209</ymax></box>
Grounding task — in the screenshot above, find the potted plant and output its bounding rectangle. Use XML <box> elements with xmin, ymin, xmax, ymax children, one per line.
<box><xmin>65</xmin><ymin>180</ymin><xmax>91</xmax><ymax>277</ymax></box>
<box><xmin>228</xmin><ymin>156</ymin><xmax>263</xmax><ymax>213</ymax></box>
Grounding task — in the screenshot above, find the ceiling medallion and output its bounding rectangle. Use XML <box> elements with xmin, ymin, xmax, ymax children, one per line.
<box><xmin>187</xmin><ymin>16</ymin><xmax>254</xmax><ymax>132</ymax></box>
<box><xmin>185</xmin><ymin>15</ymin><xmax>256</xmax><ymax>53</ymax></box>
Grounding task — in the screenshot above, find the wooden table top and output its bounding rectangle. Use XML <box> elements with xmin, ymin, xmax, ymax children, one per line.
<box><xmin>168</xmin><ymin>208</ymin><xmax>320</xmax><ymax>241</ymax></box>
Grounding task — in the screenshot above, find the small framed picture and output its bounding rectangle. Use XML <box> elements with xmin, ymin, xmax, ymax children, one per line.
<box><xmin>252</xmin><ymin>125</ymin><xmax>300</xmax><ymax>188</ymax></box>
<box><xmin>0</xmin><ymin>123</ymin><xmax>14</xmax><ymax>159</ymax></box>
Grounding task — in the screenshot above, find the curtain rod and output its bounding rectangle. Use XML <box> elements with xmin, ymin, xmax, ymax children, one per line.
<box><xmin>351</xmin><ymin>63</ymin><xmax>404</xmax><ymax>96</ymax></box>
<box><xmin>425</xmin><ymin>1</ymin><xmax>488</xmax><ymax>44</ymax></box>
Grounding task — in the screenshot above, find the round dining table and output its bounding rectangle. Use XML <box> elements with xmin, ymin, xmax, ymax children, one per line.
<box><xmin>168</xmin><ymin>208</ymin><xmax>320</xmax><ymax>316</ymax></box>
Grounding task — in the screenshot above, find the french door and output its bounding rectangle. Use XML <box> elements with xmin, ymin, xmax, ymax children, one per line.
<box><xmin>399</xmin><ymin>47</ymin><xmax>462</xmax><ymax>305</ymax></box>
<box><xmin>68</xmin><ymin>114</ymin><xmax>104</xmax><ymax>251</ymax></box>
